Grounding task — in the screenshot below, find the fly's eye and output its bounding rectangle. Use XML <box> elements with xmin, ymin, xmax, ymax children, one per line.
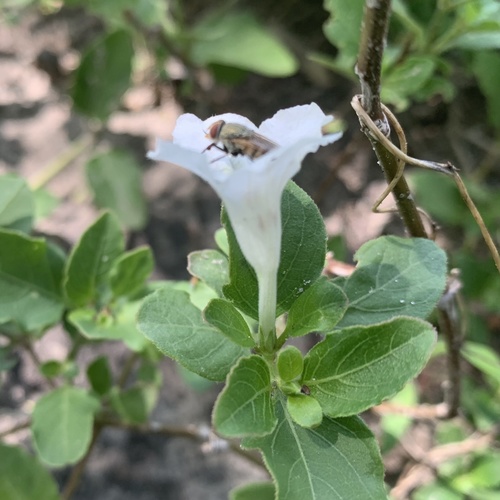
<box><xmin>207</xmin><ymin>120</ymin><xmax>225</xmax><ymax>140</ymax></box>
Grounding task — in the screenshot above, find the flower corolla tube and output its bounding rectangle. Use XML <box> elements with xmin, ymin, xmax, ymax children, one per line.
<box><xmin>148</xmin><ymin>103</ymin><xmax>342</xmax><ymax>342</ymax></box>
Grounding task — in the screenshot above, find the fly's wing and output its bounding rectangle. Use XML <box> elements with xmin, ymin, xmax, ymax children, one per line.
<box><xmin>225</xmin><ymin>131</ymin><xmax>278</xmax><ymax>158</ymax></box>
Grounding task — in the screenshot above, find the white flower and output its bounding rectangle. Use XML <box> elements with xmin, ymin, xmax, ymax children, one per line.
<box><xmin>148</xmin><ymin>103</ymin><xmax>342</xmax><ymax>343</ymax></box>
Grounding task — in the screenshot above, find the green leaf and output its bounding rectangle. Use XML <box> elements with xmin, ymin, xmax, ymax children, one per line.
<box><xmin>214</xmin><ymin>227</ymin><xmax>229</xmax><ymax>255</ymax></box>
<box><xmin>0</xmin><ymin>174</ymin><xmax>34</xmax><ymax>233</ymax></box>
<box><xmin>33</xmin><ymin>187</ymin><xmax>59</xmax><ymax>221</ymax></box>
<box><xmin>336</xmin><ymin>236</ymin><xmax>447</xmax><ymax>328</ymax></box>
<box><xmin>110</xmin><ymin>385</ymin><xmax>158</xmax><ymax>424</ymax></box>
<box><xmin>137</xmin><ymin>287</ymin><xmax>247</xmax><ymax>381</ymax></box>
<box><xmin>381</xmin><ymin>56</ymin><xmax>437</xmax><ymax>110</ymax></box>
<box><xmin>87</xmin><ymin>356</ymin><xmax>113</xmax><ymax>395</ymax></box>
<box><xmin>40</xmin><ymin>360</ymin><xmax>78</xmax><ymax>380</ymax></box>
<box><xmin>204</xmin><ymin>298</ymin><xmax>255</xmax><ymax>347</ymax></box>
<box><xmin>187</xmin><ymin>249</ymin><xmax>229</xmax><ymax>296</ymax></box>
<box><xmin>244</xmin><ymin>399</ymin><xmax>386</xmax><ymax>500</ymax></box>
<box><xmin>109</xmin><ymin>246</ymin><xmax>153</xmax><ymax>298</ymax></box>
<box><xmin>462</xmin><ymin>342</ymin><xmax>500</xmax><ymax>388</ymax></box>
<box><xmin>282</xmin><ymin>277</ymin><xmax>347</xmax><ymax>338</ymax></box>
<box><xmin>323</xmin><ymin>0</ymin><xmax>365</xmax><ymax>74</ymax></box>
<box><xmin>213</xmin><ymin>355</ymin><xmax>276</xmax><ymax>438</ymax></box>
<box><xmin>72</xmin><ymin>30</ymin><xmax>133</xmax><ymax>120</ymax></box>
<box><xmin>277</xmin><ymin>346</ymin><xmax>303</xmax><ymax>382</ymax></box>
<box><xmin>85</xmin><ymin>150</ymin><xmax>147</xmax><ymax>230</ymax></box>
<box><xmin>32</xmin><ymin>386</ymin><xmax>100</xmax><ymax>466</ymax></box>
<box><xmin>472</xmin><ymin>51</ymin><xmax>500</xmax><ymax>130</ymax></box>
<box><xmin>0</xmin><ymin>230</ymin><xmax>64</xmax><ymax>333</ymax></box>
<box><xmin>287</xmin><ymin>394</ymin><xmax>323</xmax><ymax>428</ymax></box>
<box><xmin>64</xmin><ymin>211</ymin><xmax>124</xmax><ymax>307</ymax></box>
<box><xmin>0</xmin><ymin>347</ymin><xmax>17</xmax><ymax>372</ymax></box>
<box><xmin>191</xmin><ymin>12</ymin><xmax>298</xmax><ymax>77</ymax></box>
<box><xmin>224</xmin><ymin>181</ymin><xmax>326</xmax><ymax>320</ymax></box>
<box><xmin>230</xmin><ymin>482</ymin><xmax>275</xmax><ymax>500</ymax></box>
<box><xmin>0</xmin><ymin>443</ymin><xmax>59</xmax><ymax>500</ymax></box>
<box><xmin>302</xmin><ymin>317</ymin><xmax>436</xmax><ymax>417</ymax></box>
<box><xmin>69</xmin><ymin>300</ymin><xmax>148</xmax><ymax>352</ymax></box>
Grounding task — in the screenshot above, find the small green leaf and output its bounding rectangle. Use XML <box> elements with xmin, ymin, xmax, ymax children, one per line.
<box><xmin>0</xmin><ymin>347</ymin><xmax>17</xmax><ymax>372</ymax></box>
<box><xmin>302</xmin><ymin>317</ymin><xmax>436</xmax><ymax>417</ymax></box>
<box><xmin>137</xmin><ymin>287</ymin><xmax>247</xmax><ymax>381</ymax></box>
<box><xmin>0</xmin><ymin>443</ymin><xmax>59</xmax><ymax>500</ymax></box>
<box><xmin>110</xmin><ymin>385</ymin><xmax>158</xmax><ymax>424</ymax></box>
<box><xmin>244</xmin><ymin>399</ymin><xmax>386</xmax><ymax>500</ymax></box>
<box><xmin>283</xmin><ymin>278</ymin><xmax>347</xmax><ymax>338</ymax></box>
<box><xmin>323</xmin><ymin>0</ymin><xmax>365</xmax><ymax>74</ymax></box>
<box><xmin>224</xmin><ymin>182</ymin><xmax>326</xmax><ymax>319</ymax></box>
<box><xmin>204</xmin><ymin>298</ymin><xmax>255</xmax><ymax>347</ymax></box>
<box><xmin>277</xmin><ymin>346</ymin><xmax>303</xmax><ymax>382</ymax></box>
<box><xmin>462</xmin><ymin>342</ymin><xmax>500</xmax><ymax>388</ymax></box>
<box><xmin>64</xmin><ymin>211</ymin><xmax>124</xmax><ymax>307</ymax></box>
<box><xmin>33</xmin><ymin>187</ymin><xmax>59</xmax><ymax>221</ymax></box>
<box><xmin>287</xmin><ymin>394</ymin><xmax>323</xmax><ymax>428</ymax></box>
<box><xmin>72</xmin><ymin>30</ymin><xmax>133</xmax><ymax>120</ymax></box>
<box><xmin>214</xmin><ymin>228</ymin><xmax>229</xmax><ymax>255</ymax></box>
<box><xmin>191</xmin><ymin>11</ymin><xmax>298</xmax><ymax>77</ymax></box>
<box><xmin>87</xmin><ymin>356</ymin><xmax>113</xmax><ymax>395</ymax></box>
<box><xmin>86</xmin><ymin>150</ymin><xmax>147</xmax><ymax>230</ymax></box>
<box><xmin>109</xmin><ymin>246</ymin><xmax>153</xmax><ymax>298</ymax></box>
<box><xmin>69</xmin><ymin>300</ymin><xmax>148</xmax><ymax>352</ymax></box>
<box><xmin>336</xmin><ymin>236</ymin><xmax>447</xmax><ymax>328</ymax></box>
<box><xmin>472</xmin><ymin>51</ymin><xmax>500</xmax><ymax>130</ymax></box>
<box><xmin>188</xmin><ymin>249</ymin><xmax>229</xmax><ymax>296</ymax></box>
<box><xmin>230</xmin><ymin>482</ymin><xmax>275</xmax><ymax>500</ymax></box>
<box><xmin>32</xmin><ymin>386</ymin><xmax>100</xmax><ymax>466</ymax></box>
<box><xmin>0</xmin><ymin>174</ymin><xmax>34</xmax><ymax>233</ymax></box>
<box><xmin>213</xmin><ymin>355</ymin><xmax>276</xmax><ymax>437</ymax></box>
<box><xmin>0</xmin><ymin>230</ymin><xmax>64</xmax><ymax>333</ymax></box>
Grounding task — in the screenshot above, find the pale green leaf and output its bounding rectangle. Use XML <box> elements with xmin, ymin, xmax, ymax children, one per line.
<box><xmin>188</xmin><ymin>249</ymin><xmax>229</xmax><ymax>296</ymax></box>
<box><xmin>109</xmin><ymin>246</ymin><xmax>153</xmax><ymax>298</ymax></box>
<box><xmin>0</xmin><ymin>175</ymin><xmax>33</xmax><ymax>233</ymax></box>
<box><xmin>0</xmin><ymin>444</ymin><xmax>59</xmax><ymax>500</ymax></box>
<box><xmin>32</xmin><ymin>387</ymin><xmax>100</xmax><ymax>466</ymax></box>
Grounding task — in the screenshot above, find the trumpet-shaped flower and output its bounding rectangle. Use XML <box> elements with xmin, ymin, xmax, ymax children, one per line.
<box><xmin>148</xmin><ymin>103</ymin><xmax>342</xmax><ymax>345</ymax></box>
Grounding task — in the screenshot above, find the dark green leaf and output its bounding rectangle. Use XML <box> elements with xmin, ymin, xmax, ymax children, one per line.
<box><xmin>286</xmin><ymin>394</ymin><xmax>323</xmax><ymax>428</ymax></box>
<box><xmin>302</xmin><ymin>317</ymin><xmax>436</xmax><ymax>417</ymax></box>
<box><xmin>72</xmin><ymin>30</ymin><xmax>133</xmax><ymax>120</ymax></box>
<box><xmin>85</xmin><ymin>150</ymin><xmax>147</xmax><ymax>230</ymax></box>
<box><xmin>109</xmin><ymin>246</ymin><xmax>153</xmax><ymax>298</ymax></box>
<box><xmin>0</xmin><ymin>347</ymin><xmax>17</xmax><ymax>372</ymax></box>
<box><xmin>188</xmin><ymin>249</ymin><xmax>229</xmax><ymax>296</ymax></box>
<box><xmin>282</xmin><ymin>277</ymin><xmax>347</xmax><ymax>338</ymax></box>
<box><xmin>472</xmin><ymin>51</ymin><xmax>500</xmax><ymax>130</ymax></box>
<box><xmin>137</xmin><ymin>287</ymin><xmax>247</xmax><ymax>381</ymax></box>
<box><xmin>64</xmin><ymin>211</ymin><xmax>124</xmax><ymax>307</ymax></box>
<box><xmin>87</xmin><ymin>356</ymin><xmax>113</xmax><ymax>395</ymax></box>
<box><xmin>0</xmin><ymin>174</ymin><xmax>34</xmax><ymax>233</ymax></box>
<box><xmin>110</xmin><ymin>385</ymin><xmax>158</xmax><ymax>424</ymax></box>
<box><xmin>277</xmin><ymin>346</ymin><xmax>303</xmax><ymax>382</ymax></box>
<box><xmin>32</xmin><ymin>386</ymin><xmax>100</xmax><ymax>466</ymax></box>
<box><xmin>0</xmin><ymin>443</ymin><xmax>59</xmax><ymax>500</ymax></box>
<box><xmin>336</xmin><ymin>236</ymin><xmax>447</xmax><ymax>328</ymax></box>
<box><xmin>224</xmin><ymin>182</ymin><xmax>326</xmax><ymax>320</ymax></box>
<box><xmin>69</xmin><ymin>300</ymin><xmax>148</xmax><ymax>352</ymax></box>
<box><xmin>213</xmin><ymin>355</ymin><xmax>276</xmax><ymax>437</ymax></box>
<box><xmin>204</xmin><ymin>298</ymin><xmax>255</xmax><ymax>347</ymax></box>
<box><xmin>230</xmin><ymin>482</ymin><xmax>275</xmax><ymax>500</ymax></box>
<box><xmin>0</xmin><ymin>230</ymin><xmax>64</xmax><ymax>333</ymax></box>
<box><xmin>191</xmin><ymin>12</ymin><xmax>298</xmax><ymax>77</ymax></box>
<box><xmin>244</xmin><ymin>399</ymin><xmax>386</xmax><ymax>500</ymax></box>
